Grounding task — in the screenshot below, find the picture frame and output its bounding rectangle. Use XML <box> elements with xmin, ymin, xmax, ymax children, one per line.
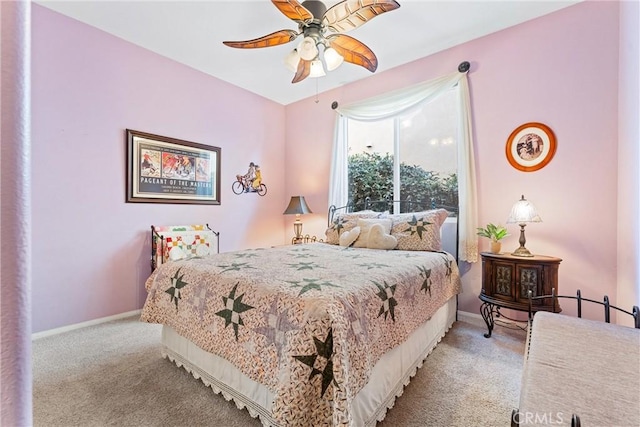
<box><xmin>505</xmin><ymin>122</ymin><xmax>556</xmax><ymax>172</ymax></box>
<box><xmin>126</xmin><ymin>129</ymin><xmax>221</xmax><ymax>204</ymax></box>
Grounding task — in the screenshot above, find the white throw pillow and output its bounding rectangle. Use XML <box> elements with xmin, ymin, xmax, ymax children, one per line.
<box><xmin>367</xmin><ymin>223</ymin><xmax>398</xmax><ymax>250</ymax></box>
<box><xmin>353</xmin><ymin>218</ymin><xmax>393</xmax><ymax>248</ymax></box>
<box><xmin>339</xmin><ymin>226</ymin><xmax>361</xmax><ymax>247</ymax></box>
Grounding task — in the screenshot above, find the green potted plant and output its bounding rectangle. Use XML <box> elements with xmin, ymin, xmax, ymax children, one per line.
<box><xmin>476</xmin><ymin>223</ymin><xmax>509</xmax><ymax>254</ymax></box>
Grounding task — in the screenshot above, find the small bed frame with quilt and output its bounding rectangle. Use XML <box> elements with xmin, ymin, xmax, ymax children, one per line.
<box><xmin>512</xmin><ymin>290</ymin><xmax>640</xmax><ymax>427</ymax></box>
<box><xmin>141</xmin><ymin>206</ymin><xmax>461</xmax><ymax>426</ymax></box>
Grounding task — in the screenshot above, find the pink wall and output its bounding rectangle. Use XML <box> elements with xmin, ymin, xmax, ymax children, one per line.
<box><xmin>30</xmin><ymin>1</ymin><xmax>634</xmax><ymax>332</ymax></box>
<box><xmin>285</xmin><ymin>1</ymin><xmax>625</xmax><ymax>319</ymax></box>
<box><xmin>31</xmin><ymin>5</ymin><xmax>288</xmax><ymax>333</ymax></box>
<box><xmin>617</xmin><ymin>0</ymin><xmax>640</xmax><ymax>326</ymax></box>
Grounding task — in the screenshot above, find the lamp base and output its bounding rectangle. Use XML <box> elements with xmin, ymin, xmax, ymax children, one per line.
<box><xmin>512</xmin><ymin>223</ymin><xmax>534</xmax><ymax>256</ymax></box>
<box><xmin>511</xmin><ymin>246</ymin><xmax>534</xmax><ymax>257</ymax></box>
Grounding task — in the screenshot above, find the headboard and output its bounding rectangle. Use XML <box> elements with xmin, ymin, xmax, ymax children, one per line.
<box><xmin>151</xmin><ymin>224</ymin><xmax>219</xmax><ymax>271</ymax></box>
<box><xmin>328</xmin><ymin>196</ymin><xmax>456</xmax><ymax>226</ymax></box>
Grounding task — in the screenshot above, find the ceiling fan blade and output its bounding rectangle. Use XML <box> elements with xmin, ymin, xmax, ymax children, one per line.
<box><xmin>326</xmin><ymin>34</ymin><xmax>378</xmax><ymax>72</ymax></box>
<box><xmin>292</xmin><ymin>59</ymin><xmax>311</xmax><ymax>83</ymax></box>
<box><xmin>271</xmin><ymin>0</ymin><xmax>314</xmax><ymax>24</ymax></box>
<box><xmin>323</xmin><ymin>0</ymin><xmax>401</xmax><ymax>33</ymax></box>
<box><xmin>223</xmin><ymin>29</ymin><xmax>299</xmax><ymax>49</ymax></box>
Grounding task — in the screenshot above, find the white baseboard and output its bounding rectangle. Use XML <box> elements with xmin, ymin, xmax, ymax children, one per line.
<box><xmin>32</xmin><ymin>309</ymin><xmax>142</xmax><ymax>341</ymax></box>
<box><xmin>457</xmin><ymin>310</ymin><xmax>483</xmax><ymax>323</ymax></box>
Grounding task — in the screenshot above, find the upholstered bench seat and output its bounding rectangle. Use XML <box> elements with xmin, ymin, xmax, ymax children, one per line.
<box><xmin>517</xmin><ymin>312</ymin><xmax>640</xmax><ymax>426</ymax></box>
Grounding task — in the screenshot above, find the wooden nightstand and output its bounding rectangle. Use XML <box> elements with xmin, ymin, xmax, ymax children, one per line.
<box><xmin>479</xmin><ymin>252</ymin><xmax>562</xmax><ymax>337</ymax></box>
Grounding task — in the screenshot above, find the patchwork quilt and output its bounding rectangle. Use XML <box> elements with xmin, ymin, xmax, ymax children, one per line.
<box><xmin>141</xmin><ymin>243</ymin><xmax>461</xmax><ymax>426</ymax></box>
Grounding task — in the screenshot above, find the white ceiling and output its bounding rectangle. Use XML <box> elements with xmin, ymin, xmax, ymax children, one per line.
<box><xmin>36</xmin><ymin>0</ymin><xmax>580</xmax><ymax>105</ymax></box>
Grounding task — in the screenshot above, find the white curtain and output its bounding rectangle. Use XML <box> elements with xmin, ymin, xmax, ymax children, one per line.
<box><xmin>329</xmin><ymin>71</ymin><xmax>478</xmax><ymax>262</ymax></box>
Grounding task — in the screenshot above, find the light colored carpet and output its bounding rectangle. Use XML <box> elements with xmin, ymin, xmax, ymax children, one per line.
<box><xmin>33</xmin><ymin>315</ymin><xmax>525</xmax><ymax>426</ymax></box>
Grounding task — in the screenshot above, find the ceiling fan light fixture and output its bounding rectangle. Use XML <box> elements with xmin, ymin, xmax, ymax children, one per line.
<box><xmin>309</xmin><ymin>59</ymin><xmax>326</xmax><ymax>78</ymax></box>
<box><xmin>323</xmin><ymin>47</ymin><xmax>344</xmax><ymax>71</ymax></box>
<box><xmin>298</xmin><ymin>36</ymin><xmax>319</xmax><ymax>61</ymax></box>
<box><xmin>284</xmin><ymin>49</ymin><xmax>301</xmax><ymax>72</ymax></box>
<box><xmin>222</xmin><ymin>0</ymin><xmax>401</xmax><ymax>84</ymax></box>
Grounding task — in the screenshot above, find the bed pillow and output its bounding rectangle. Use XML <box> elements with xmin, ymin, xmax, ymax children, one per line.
<box><xmin>339</xmin><ymin>226</ymin><xmax>361</xmax><ymax>247</ymax></box>
<box><xmin>367</xmin><ymin>223</ymin><xmax>398</xmax><ymax>250</ymax></box>
<box><xmin>353</xmin><ymin>218</ymin><xmax>393</xmax><ymax>248</ymax></box>
<box><xmin>390</xmin><ymin>209</ymin><xmax>449</xmax><ymax>251</ymax></box>
<box><xmin>325</xmin><ymin>210</ymin><xmax>382</xmax><ymax>245</ymax></box>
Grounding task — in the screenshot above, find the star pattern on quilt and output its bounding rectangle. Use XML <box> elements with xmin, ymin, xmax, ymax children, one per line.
<box><xmin>215</xmin><ymin>283</ymin><xmax>255</xmax><ymax>341</ymax></box>
<box><xmin>289</xmin><ymin>247</ymin><xmax>312</xmax><ymax>253</ymax></box>
<box><xmin>287</xmin><ymin>278</ymin><xmax>340</xmax><ymax>296</ymax></box>
<box><xmin>418</xmin><ymin>265</ymin><xmax>432</xmax><ymax>296</ymax></box>
<box><xmin>343</xmin><ymin>253</ymin><xmax>366</xmax><ymax>259</ymax></box>
<box><xmin>188</xmin><ymin>284</ymin><xmax>215</xmax><ymax>320</ymax></box>
<box><xmin>165</xmin><ymin>268</ymin><xmax>188</xmax><ymax>310</ymax></box>
<box><xmin>253</xmin><ymin>298</ymin><xmax>298</xmax><ymax>357</ymax></box>
<box><xmin>286</xmin><ymin>261</ymin><xmax>323</xmax><ymax>271</ymax></box>
<box><xmin>340</xmin><ymin>297</ymin><xmax>370</xmax><ymax>343</ymax></box>
<box><xmin>357</xmin><ymin>262</ymin><xmax>390</xmax><ymax>270</ymax></box>
<box><xmin>401</xmin><ymin>252</ymin><xmax>425</xmax><ymax>258</ymax></box>
<box><xmin>440</xmin><ymin>254</ymin><xmax>453</xmax><ymax>278</ymax></box>
<box><xmin>293</xmin><ymin>328</ymin><xmax>334</xmax><ymax>397</ymax></box>
<box><xmin>373</xmin><ymin>280</ymin><xmax>398</xmax><ymax>322</ymax></box>
<box><xmin>403</xmin><ymin>215</ymin><xmax>433</xmax><ymax>240</ymax></box>
<box><xmin>402</xmin><ymin>281</ymin><xmax>418</xmax><ymax>305</ymax></box>
<box><xmin>217</xmin><ymin>262</ymin><xmax>256</xmax><ymax>273</ymax></box>
<box><xmin>291</xmin><ymin>252</ymin><xmax>314</xmax><ymax>259</ymax></box>
<box><xmin>233</xmin><ymin>252</ymin><xmax>259</xmax><ymax>259</ymax></box>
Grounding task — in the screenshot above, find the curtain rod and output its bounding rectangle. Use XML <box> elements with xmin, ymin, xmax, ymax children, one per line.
<box><xmin>331</xmin><ymin>61</ymin><xmax>471</xmax><ymax>110</ymax></box>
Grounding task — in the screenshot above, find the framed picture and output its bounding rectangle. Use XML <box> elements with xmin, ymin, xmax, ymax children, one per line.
<box><xmin>126</xmin><ymin>129</ymin><xmax>221</xmax><ymax>204</ymax></box>
<box><xmin>505</xmin><ymin>122</ymin><xmax>556</xmax><ymax>172</ymax></box>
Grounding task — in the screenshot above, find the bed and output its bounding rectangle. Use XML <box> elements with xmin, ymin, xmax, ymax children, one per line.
<box><xmin>141</xmin><ymin>208</ymin><xmax>461</xmax><ymax>426</ymax></box>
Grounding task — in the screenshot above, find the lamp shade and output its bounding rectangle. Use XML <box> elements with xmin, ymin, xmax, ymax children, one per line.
<box><xmin>298</xmin><ymin>37</ymin><xmax>318</xmax><ymax>61</ymax></box>
<box><xmin>507</xmin><ymin>195</ymin><xmax>542</xmax><ymax>224</ymax></box>
<box><xmin>324</xmin><ymin>47</ymin><xmax>344</xmax><ymax>71</ymax></box>
<box><xmin>283</xmin><ymin>196</ymin><xmax>313</xmax><ymax>215</ymax></box>
<box><xmin>284</xmin><ymin>49</ymin><xmax>300</xmax><ymax>72</ymax></box>
<box><xmin>309</xmin><ymin>59</ymin><xmax>326</xmax><ymax>78</ymax></box>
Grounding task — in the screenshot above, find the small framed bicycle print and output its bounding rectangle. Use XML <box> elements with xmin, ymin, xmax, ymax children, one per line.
<box><xmin>126</xmin><ymin>129</ymin><xmax>221</xmax><ymax>204</ymax></box>
<box><xmin>505</xmin><ymin>122</ymin><xmax>556</xmax><ymax>172</ymax></box>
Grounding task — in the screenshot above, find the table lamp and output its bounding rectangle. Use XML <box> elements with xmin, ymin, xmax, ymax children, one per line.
<box><xmin>283</xmin><ymin>196</ymin><xmax>313</xmax><ymax>244</ymax></box>
<box><xmin>506</xmin><ymin>195</ymin><xmax>542</xmax><ymax>257</ymax></box>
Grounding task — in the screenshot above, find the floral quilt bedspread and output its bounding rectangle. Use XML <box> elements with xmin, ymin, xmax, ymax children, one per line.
<box><xmin>141</xmin><ymin>243</ymin><xmax>461</xmax><ymax>426</ymax></box>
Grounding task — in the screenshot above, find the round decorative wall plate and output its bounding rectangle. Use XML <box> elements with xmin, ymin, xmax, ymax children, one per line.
<box><xmin>505</xmin><ymin>122</ymin><xmax>556</xmax><ymax>172</ymax></box>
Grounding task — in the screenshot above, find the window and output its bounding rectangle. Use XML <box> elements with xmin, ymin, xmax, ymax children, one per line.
<box><xmin>330</xmin><ymin>70</ymin><xmax>478</xmax><ymax>262</ymax></box>
<box><xmin>346</xmin><ymin>87</ymin><xmax>458</xmax><ymax>215</ymax></box>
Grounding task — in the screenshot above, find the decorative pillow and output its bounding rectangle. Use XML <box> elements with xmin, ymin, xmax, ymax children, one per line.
<box><xmin>367</xmin><ymin>223</ymin><xmax>398</xmax><ymax>250</ymax></box>
<box><xmin>390</xmin><ymin>209</ymin><xmax>449</xmax><ymax>252</ymax></box>
<box><xmin>339</xmin><ymin>226</ymin><xmax>361</xmax><ymax>247</ymax></box>
<box><xmin>325</xmin><ymin>210</ymin><xmax>382</xmax><ymax>245</ymax></box>
<box><xmin>353</xmin><ymin>218</ymin><xmax>393</xmax><ymax>248</ymax></box>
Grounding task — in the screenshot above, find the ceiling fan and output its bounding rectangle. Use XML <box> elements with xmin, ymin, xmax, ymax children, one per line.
<box><xmin>223</xmin><ymin>0</ymin><xmax>401</xmax><ymax>84</ymax></box>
